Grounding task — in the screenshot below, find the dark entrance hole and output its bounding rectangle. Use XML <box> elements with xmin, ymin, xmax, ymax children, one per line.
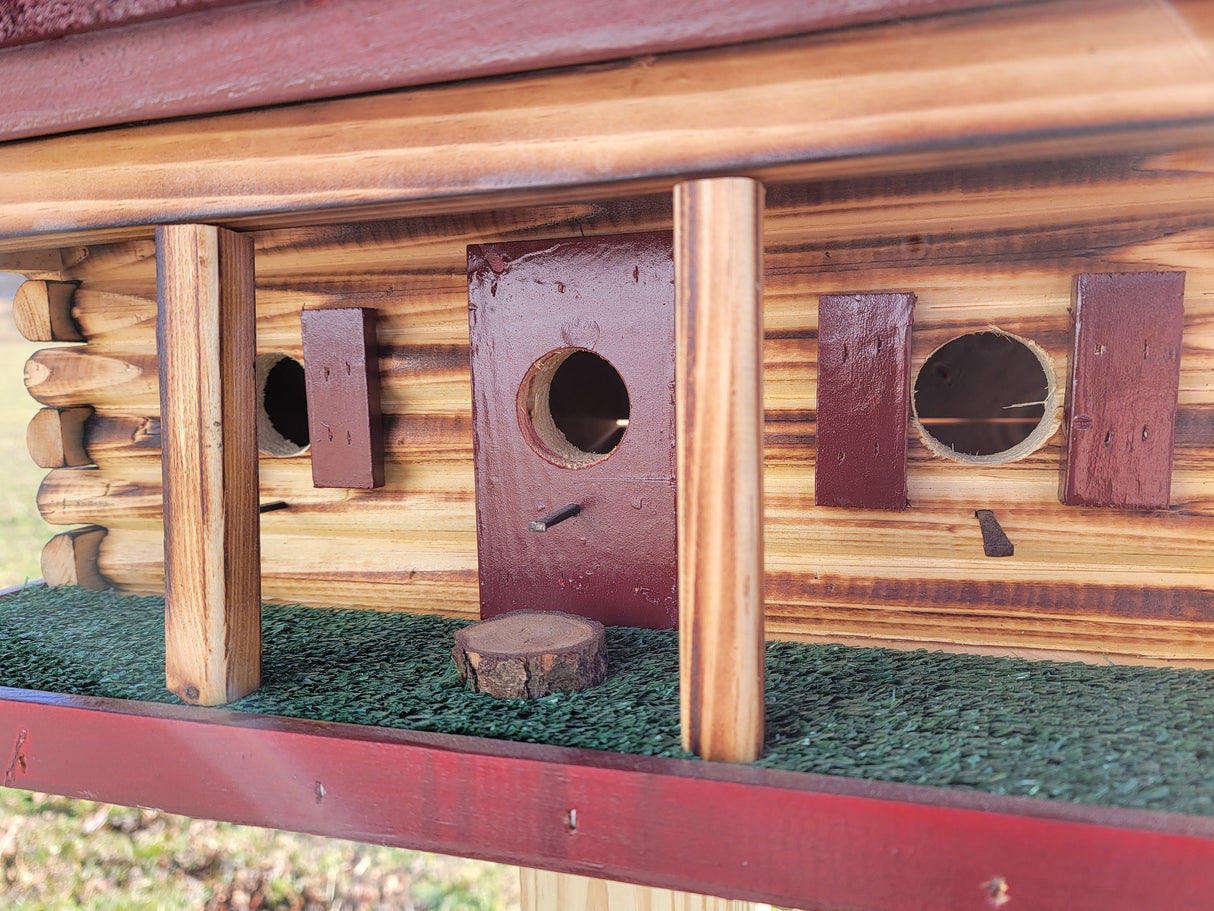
<box><xmin>518</xmin><ymin>348</ymin><xmax>630</xmax><ymax>468</ymax></box>
<box><xmin>256</xmin><ymin>353</ymin><xmax>310</xmax><ymax>456</ymax></box>
<box><xmin>914</xmin><ymin>331</ymin><xmax>1054</xmax><ymax>462</ymax></box>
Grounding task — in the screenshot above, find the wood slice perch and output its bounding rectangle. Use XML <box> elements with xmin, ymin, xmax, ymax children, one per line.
<box><xmin>452</xmin><ymin>611</ymin><xmax>607</xmax><ymax>699</ymax></box>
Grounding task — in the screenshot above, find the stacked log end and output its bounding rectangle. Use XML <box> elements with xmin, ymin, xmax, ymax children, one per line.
<box><xmin>14</xmin><ymin>278</ymin><xmax>109</xmax><ymax>590</ymax></box>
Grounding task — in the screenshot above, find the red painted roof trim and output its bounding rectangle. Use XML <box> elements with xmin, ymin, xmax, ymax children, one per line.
<box><xmin>2</xmin><ymin>686</ymin><xmax>1211</xmax><ymax>910</ymax></box>
<box><xmin>0</xmin><ymin>0</ymin><xmax>1020</xmax><ymax>143</ymax></box>
<box><xmin>0</xmin><ymin>0</ymin><xmax>248</xmax><ymax>49</ymax></box>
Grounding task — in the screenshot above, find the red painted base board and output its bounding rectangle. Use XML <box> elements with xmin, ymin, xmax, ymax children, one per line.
<box><xmin>1</xmin><ymin>687</ymin><xmax>1212</xmax><ymax>911</ymax></box>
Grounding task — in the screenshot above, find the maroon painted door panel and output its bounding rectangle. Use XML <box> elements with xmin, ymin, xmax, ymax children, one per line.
<box><xmin>816</xmin><ymin>292</ymin><xmax>915</xmax><ymax>509</ymax></box>
<box><xmin>301</xmin><ymin>307</ymin><xmax>385</xmax><ymax>489</ymax></box>
<box><xmin>1061</xmin><ymin>271</ymin><xmax>1185</xmax><ymax>509</ymax></box>
<box><xmin>467</xmin><ymin>233</ymin><xmax>677</xmax><ymax>628</ymax></box>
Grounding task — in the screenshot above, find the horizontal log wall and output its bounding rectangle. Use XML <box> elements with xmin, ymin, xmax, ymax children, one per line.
<box><xmin>20</xmin><ymin>152</ymin><xmax>1214</xmax><ymax>664</ymax></box>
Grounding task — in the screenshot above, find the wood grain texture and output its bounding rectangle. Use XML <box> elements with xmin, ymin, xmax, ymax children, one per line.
<box><xmin>3</xmin><ymin>687</ymin><xmax>1214</xmax><ymax>911</ymax></box>
<box><xmin>2</xmin><ymin>1</ymin><xmax>1213</xmax><ymax>251</ymax></box>
<box><xmin>675</xmin><ymin>178</ymin><xmax>765</xmax><ymax>761</ymax></box>
<box><xmin>0</xmin><ymin>0</ymin><xmax>1022</xmax><ymax>142</ymax></box>
<box><xmin>12</xmin><ymin>280</ymin><xmax>82</xmax><ymax>342</ymax></box>
<box><xmin>1061</xmin><ymin>271</ymin><xmax>1186</xmax><ymax>509</ymax></box>
<box><xmin>20</xmin><ymin>146</ymin><xmax>1214</xmax><ymax>666</ymax></box>
<box><xmin>40</xmin><ymin>526</ymin><xmax>108</xmax><ymax>590</ymax></box>
<box><xmin>519</xmin><ymin>869</ymin><xmax>754</xmax><ymax>911</ymax></box>
<box><xmin>156</xmin><ymin>224</ymin><xmax>260</xmax><ymax>705</ymax></box>
<box><xmin>452</xmin><ymin>611</ymin><xmax>607</xmax><ymax>699</ymax></box>
<box><xmin>26</xmin><ymin>406</ymin><xmax>92</xmax><ymax>469</ymax></box>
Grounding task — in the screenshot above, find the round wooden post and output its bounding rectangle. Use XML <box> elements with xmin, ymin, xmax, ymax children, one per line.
<box><xmin>674</xmin><ymin>177</ymin><xmax>765</xmax><ymax>763</ymax></box>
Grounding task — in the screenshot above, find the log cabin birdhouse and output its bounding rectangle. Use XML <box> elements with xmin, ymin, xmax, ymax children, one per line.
<box><xmin>2</xmin><ymin>1</ymin><xmax>1214</xmax><ymax>909</ymax></box>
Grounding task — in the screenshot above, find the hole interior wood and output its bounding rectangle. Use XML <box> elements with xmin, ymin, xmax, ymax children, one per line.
<box><xmin>517</xmin><ymin>347</ymin><xmax>631</xmax><ymax>469</ymax></box>
<box><xmin>255</xmin><ymin>352</ymin><xmax>309</xmax><ymax>457</ymax></box>
<box><xmin>913</xmin><ymin>331</ymin><xmax>1057</xmax><ymax>464</ymax></box>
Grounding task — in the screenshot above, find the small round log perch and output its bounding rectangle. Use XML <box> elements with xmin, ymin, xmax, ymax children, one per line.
<box><xmin>452</xmin><ymin>610</ymin><xmax>607</xmax><ymax>699</ymax></box>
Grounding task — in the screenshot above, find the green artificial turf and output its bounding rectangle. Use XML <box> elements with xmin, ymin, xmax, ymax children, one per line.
<box><xmin>2</xmin><ymin>585</ymin><xmax>1212</xmax><ymax>817</ymax></box>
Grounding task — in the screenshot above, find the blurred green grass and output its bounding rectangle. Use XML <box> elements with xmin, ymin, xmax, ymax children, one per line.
<box><xmin>0</xmin><ymin>295</ymin><xmax>519</xmax><ymax>910</ymax></box>
<box><xmin>0</xmin><ymin>337</ymin><xmax>53</xmax><ymax>588</ymax></box>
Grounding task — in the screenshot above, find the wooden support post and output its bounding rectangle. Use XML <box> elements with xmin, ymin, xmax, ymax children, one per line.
<box><xmin>674</xmin><ymin>177</ymin><xmax>765</xmax><ymax>763</ymax></box>
<box><xmin>156</xmin><ymin>224</ymin><xmax>260</xmax><ymax>705</ymax></box>
<box><xmin>519</xmin><ymin>869</ymin><xmax>759</xmax><ymax>911</ymax></box>
<box><xmin>41</xmin><ymin>526</ymin><xmax>108</xmax><ymax>590</ymax></box>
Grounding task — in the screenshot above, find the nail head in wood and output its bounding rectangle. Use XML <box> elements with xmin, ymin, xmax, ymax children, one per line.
<box><xmin>974</xmin><ymin>509</ymin><xmax>1014</xmax><ymax>558</ymax></box>
<box><xmin>529</xmin><ymin>502</ymin><xmax>581</xmax><ymax>532</ymax></box>
<box><xmin>452</xmin><ymin>610</ymin><xmax>607</xmax><ymax>699</ymax></box>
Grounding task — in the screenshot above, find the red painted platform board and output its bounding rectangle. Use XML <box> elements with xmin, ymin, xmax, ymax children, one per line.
<box><xmin>467</xmin><ymin>233</ymin><xmax>677</xmax><ymax>629</ymax></box>
<box><xmin>1</xmin><ymin>687</ymin><xmax>1213</xmax><ymax>911</ymax></box>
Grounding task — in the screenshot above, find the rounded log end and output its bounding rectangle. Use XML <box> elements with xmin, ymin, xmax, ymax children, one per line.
<box><xmin>452</xmin><ymin>610</ymin><xmax>607</xmax><ymax>699</ymax></box>
<box><xmin>13</xmin><ymin>280</ymin><xmax>84</xmax><ymax>342</ymax></box>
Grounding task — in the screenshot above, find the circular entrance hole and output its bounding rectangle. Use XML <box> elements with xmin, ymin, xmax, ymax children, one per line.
<box><xmin>518</xmin><ymin>348</ymin><xmax>630</xmax><ymax>469</ymax></box>
<box><xmin>256</xmin><ymin>352</ymin><xmax>310</xmax><ymax>457</ymax></box>
<box><xmin>913</xmin><ymin>331</ymin><xmax>1057</xmax><ymax>464</ymax></box>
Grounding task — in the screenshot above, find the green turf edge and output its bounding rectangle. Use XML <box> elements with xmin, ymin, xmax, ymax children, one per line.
<box><xmin>1</xmin><ymin>585</ymin><xmax>1211</xmax><ymax>817</ymax></box>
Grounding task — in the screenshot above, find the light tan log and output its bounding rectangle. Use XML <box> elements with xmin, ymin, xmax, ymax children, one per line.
<box><xmin>519</xmin><ymin>869</ymin><xmax>758</xmax><ymax>911</ymax></box>
<box><xmin>41</xmin><ymin>526</ymin><xmax>108</xmax><ymax>590</ymax></box>
<box><xmin>0</xmin><ymin>249</ymin><xmax>65</xmax><ymax>277</ymax></box>
<box><xmin>12</xmin><ymin>280</ymin><xmax>83</xmax><ymax>342</ymax></box>
<box><xmin>1</xmin><ymin>1</ymin><xmax>1212</xmax><ymax>251</ymax></box>
<box><xmin>27</xmin><ymin>406</ymin><xmax>92</xmax><ymax>468</ymax></box>
<box><xmin>675</xmin><ymin>177</ymin><xmax>766</xmax><ymax>762</ymax></box>
<box><xmin>158</xmin><ymin>224</ymin><xmax>261</xmax><ymax>706</ymax></box>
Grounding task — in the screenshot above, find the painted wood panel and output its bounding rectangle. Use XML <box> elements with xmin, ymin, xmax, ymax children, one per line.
<box><xmin>0</xmin><ymin>0</ymin><xmax>1011</xmax><ymax>141</ymax></box>
<box><xmin>815</xmin><ymin>292</ymin><xmax>915</xmax><ymax>509</ymax></box>
<box><xmin>3</xmin><ymin>686</ymin><xmax>1212</xmax><ymax>911</ymax></box>
<box><xmin>1061</xmin><ymin>271</ymin><xmax>1186</xmax><ymax>509</ymax></box>
<box><xmin>15</xmin><ymin>146</ymin><xmax>1214</xmax><ymax>665</ymax></box>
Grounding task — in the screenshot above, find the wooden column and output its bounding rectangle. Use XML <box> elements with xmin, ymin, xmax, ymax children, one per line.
<box><xmin>156</xmin><ymin>224</ymin><xmax>260</xmax><ymax>705</ymax></box>
<box><xmin>520</xmin><ymin>869</ymin><xmax>759</xmax><ymax>911</ymax></box>
<box><xmin>674</xmin><ymin>177</ymin><xmax>765</xmax><ymax>763</ymax></box>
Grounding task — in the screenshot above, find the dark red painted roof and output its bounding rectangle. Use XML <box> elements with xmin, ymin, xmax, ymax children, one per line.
<box><xmin>0</xmin><ymin>0</ymin><xmax>1018</xmax><ymax>143</ymax></box>
<box><xmin>0</xmin><ymin>0</ymin><xmax>250</xmax><ymax>48</ymax></box>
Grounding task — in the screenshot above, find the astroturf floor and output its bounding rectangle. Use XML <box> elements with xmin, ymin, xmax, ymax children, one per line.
<box><xmin>2</xmin><ymin>585</ymin><xmax>1212</xmax><ymax>816</ymax></box>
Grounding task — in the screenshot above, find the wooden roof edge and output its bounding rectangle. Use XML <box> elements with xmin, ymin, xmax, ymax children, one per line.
<box><xmin>0</xmin><ymin>0</ymin><xmax>1023</xmax><ymax>144</ymax></box>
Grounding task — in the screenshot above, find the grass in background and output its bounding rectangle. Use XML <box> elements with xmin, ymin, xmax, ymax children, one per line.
<box><xmin>0</xmin><ymin>294</ymin><xmax>520</xmax><ymax>910</ymax></box>
<box><xmin>0</xmin><ymin>337</ymin><xmax>53</xmax><ymax>588</ymax></box>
